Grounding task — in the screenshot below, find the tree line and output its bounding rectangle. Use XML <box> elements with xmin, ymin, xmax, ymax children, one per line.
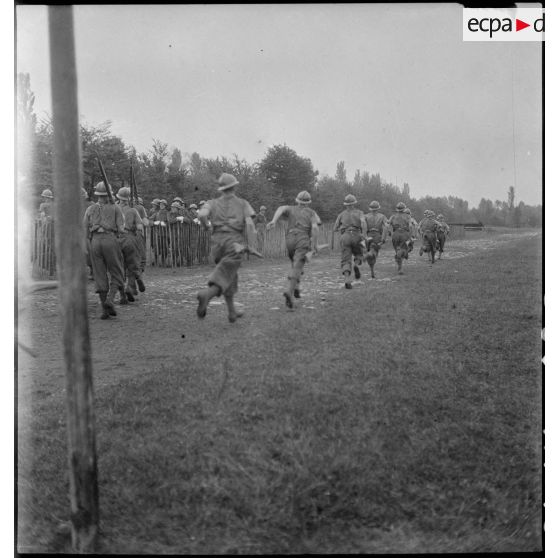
<box><xmin>17</xmin><ymin>73</ymin><xmax>541</xmax><ymax>227</ymax></box>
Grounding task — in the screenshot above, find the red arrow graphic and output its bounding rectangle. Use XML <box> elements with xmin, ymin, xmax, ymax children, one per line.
<box><xmin>516</xmin><ymin>18</ymin><xmax>530</xmax><ymax>31</ymax></box>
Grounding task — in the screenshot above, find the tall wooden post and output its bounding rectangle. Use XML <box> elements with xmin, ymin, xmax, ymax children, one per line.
<box><xmin>48</xmin><ymin>6</ymin><xmax>99</xmax><ymax>552</ymax></box>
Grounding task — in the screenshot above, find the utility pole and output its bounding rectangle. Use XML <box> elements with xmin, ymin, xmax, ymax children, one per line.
<box><xmin>48</xmin><ymin>6</ymin><xmax>99</xmax><ymax>552</ymax></box>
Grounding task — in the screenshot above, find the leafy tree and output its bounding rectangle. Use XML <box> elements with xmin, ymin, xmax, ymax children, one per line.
<box><xmin>335</xmin><ymin>161</ymin><xmax>347</xmax><ymax>183</ymax></box>
<box><xmin>258</xmin><ymin>144</ymin><xmax>317</xmax><ymax>205</ymax></box>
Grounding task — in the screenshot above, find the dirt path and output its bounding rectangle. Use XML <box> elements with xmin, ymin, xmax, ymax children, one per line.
<box><xmin>17</xmin><ymin>231</ymin><xmax>541</xmax><ymax>399</ymax></box>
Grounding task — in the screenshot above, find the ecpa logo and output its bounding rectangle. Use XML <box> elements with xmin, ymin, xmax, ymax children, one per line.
<box><xmin>463</xmin><ymin>8</ymin><xmax>544</xmax><ymax>41</ymax></box>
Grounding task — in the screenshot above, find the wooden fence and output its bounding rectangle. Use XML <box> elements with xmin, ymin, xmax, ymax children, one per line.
<box><xmin>31</xmin><ymin>221</ymin><xmax>339</xmax><ymax>278</ymax></box>
<box><xmin>31</xmin><ymin>220</ymin><xmax>459</xmax><ymax>278</ymax></box>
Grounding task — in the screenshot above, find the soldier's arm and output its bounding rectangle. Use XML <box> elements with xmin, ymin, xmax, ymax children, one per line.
<box><xmin>380</xmin><ymin>216</ymin><xmax>388</xmax><ymax>242</ymax></box>
<box><xmin>333</xmin><ymin>214</ymin><xmax>342</xmax><ymax>232</ymax></box>
<box><xmin>134</xmin><ymin>208</ymin><xmax>144</xmax><ymax>233</ymax></box>
<box><xmin>267</xmin><ymin>206</ymin><xmax>289</xmax><ymax>229</ymax></box>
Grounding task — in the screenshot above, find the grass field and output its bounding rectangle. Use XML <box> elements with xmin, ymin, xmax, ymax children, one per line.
<box><xmin>17</xmin><ymin>231</ymin><xmax>542</xmax><ymax>554</ymax></box>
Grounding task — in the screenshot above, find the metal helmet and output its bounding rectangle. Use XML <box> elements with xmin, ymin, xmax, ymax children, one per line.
<box><xmin>94</xmin><ymin>182</ymin><xmax>110</xmax><ymax>196</ymax></box>
<box><xmin>151</xmin><ymin>198</ymin><xmax>160</xmax><ymax>206</ymax></box>
<box><xmin>173</xmin><ymin>196</ymin><xmax>183</xmax><ymax>204</ymax></box>
<box><xmin>41</xmin><ymin>188</ymin><xmax>53</xmax><ymax>199</ymax></box>
<box><xmin>116</xmin><ymin>187</ymin><xmax>131</xmax><ymax>201</ymax></box>
<box><xmin>396</xmin><ymin>202</ymin><xmax>406</xmax><ymax>211</ymax></box>
<box><xmin>343</xmin><ymin>194</ymin><xmax>357</xmax><ymax>206</ymax></box>
<box><xmin>137</xmin><ymin>197</ymin><xmax>144</xmax><ymax>205</ymax></box>
<box><xmin>295</xmin><ymin>190</ymin><xmax>312</xmax><ymax>204</ymax></box>
<box><xmin>171</xmin><ymin>201</ymin><xmax>181</xmax><ymax>209</ymax></box>
<box><xmin>189</xmin><ymin>203</ymin><xmax>198</xmax><ymax>209</ymax></box>
<box><xmin>159</xmin><ymin>199</ymin><xmax>168</xmax><ymax>206</ymax></box>
<box><xmin>369</xmin><ymin>200</ymin><xmax>380</xmax><ymax>210</ymax></box>
<box><xmin>217</xmin><ymin>173</ymin><xmax>239</xmax><ymax>191</ymax></box>
<box><xmin>404</xmin><ymin>208</ymin><xmax>411</xmax><ymax>215</ymax></box>
<box><xmin>437</xmin><ymin>214</ymin><xmax>444</xmax><ymax>220</ymax></box>
<box><xmin>199</xmin><ymin>200</ymin><xmax>206</xmax><ymax>206</ymax></box>
<box><xmin>260</xmin><ymin>206</ymin><xmax>267</xmax><ymax>211</ymax></box>
<box><xmin>423</xmin><ymin>209</ymin><xmax>430</xmax><ymax>216</ymax></box>
<box><xmin>428</xmin><ymin>210</ymin><xmax>435</xmax><ymax>217</ymax></box>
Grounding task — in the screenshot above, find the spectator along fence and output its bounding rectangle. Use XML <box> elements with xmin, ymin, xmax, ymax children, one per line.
<box><xmin>31</xmin><ymin>220</ymin><xmax>461</xmax><ymax>279</ymax></box>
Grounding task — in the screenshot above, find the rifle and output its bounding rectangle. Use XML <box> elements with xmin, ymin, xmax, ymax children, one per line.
<box><xmin>130</xmin><ymin>163</ymin><xmax>140</xmax><ymax>207</ymax></box>
<box><xmin>232</xmin><ymin>242</ymin><xmax>264</xmax><ymax>259</ymax></box>
<box><xmin>129</xmin><ymin>164</ymin><xmax>134</xmax><ymax>207</ymax></box>
<box><xmin>305</xmin><ymin>243</ymin><xmax>329</xmax><ymax>262</ymax></box>
<box><xmin>95</xmin><ymin>153</ymin><xmax>114</xmax><ymax>204</ymax></box>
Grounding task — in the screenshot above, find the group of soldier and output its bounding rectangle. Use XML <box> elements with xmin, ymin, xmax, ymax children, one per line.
<box><xmin>37</xmin><ymin>173</ymin><xmax>450</xmax><ymax>324</ymax></box>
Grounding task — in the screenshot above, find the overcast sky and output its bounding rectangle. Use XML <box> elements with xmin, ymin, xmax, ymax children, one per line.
<box><xmin>16</xmin><ymin>3</ymin><xmax>543</xmax><ymax>207</ymax></box>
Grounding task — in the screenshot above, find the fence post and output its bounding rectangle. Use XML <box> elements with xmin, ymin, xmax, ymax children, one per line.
<box><xmin>48</xmin><ymin>6</ymin><xmax>99</xmax><ymax>552</ymax></box>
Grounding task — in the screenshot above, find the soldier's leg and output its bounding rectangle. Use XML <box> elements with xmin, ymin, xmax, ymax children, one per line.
<box><xmin>90</xmin><ymin>237</ymin><xmax>111</xmax><ymax>319</ymax></box>
<box><xmin>103</xmin><ymin>236</ymin><xmax>125</xmax><ymax>312</ymax></box>
<box><xmin>340</xmin><ymin>233</ymin><xmax>353</xmax><ymax>288</ymax></box>
<box><xmin>197</xmin><ymin>233</ymin><xmax>240</xmax><ymax>319</ymax></box>
<box><xmin>223</xmin><ymin>275</ymin><xmax>243</xmax><ymax>323</ymax></box>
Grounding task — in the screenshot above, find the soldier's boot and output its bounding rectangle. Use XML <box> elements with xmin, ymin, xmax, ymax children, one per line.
<box><xmin>293</xmin><ymin>279</ymin><xmax>301</xmax><ymax>299</ymax></box>
<box><xmin>196</xmin><ymin>284</ymin><xmax>221</xmax><ymax>319</ymax></box>
<box><xmin>343</xmin><ymin>271</ymin><xmax>352</xmax><ymax>289</ymax></box>
<box><xmin>99</xmin><ymin>292</ymin><xmax>110</xmax><ymax>320</ymax></box>
<box><xmin>129</xmin><ymin>277</ymin><xmax>139</xmax><ymax>296</ymax></box>
<box><xmin>106</xmin><ymin>286</ymin><xmax>118</xmax><ymax>316</ymax></box>
<box><xmin>137</xmin><ymin>277</ymin><xmax>146</xmax><ymax>292</ymax></box>
<box><xmin>395</xmin><ymin>252</ymin><xmax>403</xmax><ymax>275</ymax></box>
<box><xmin>119</xmin><ymin>286</ymin><xmax>129</xmax><ymax>305</ymax></box>
<box><xmin>283</xmin><ymin>277</ymin><xmax>296</xmax><ymax>309</ymax></box>
<box><xmin>224</xmin><ymin>294</ymin><xmax>244</xmax><ymax>323</ymax></box>
<box><xmin>125</xmin><ymin>286</ymin><xmax>136</xmax><ymax>303</ymax></box>
<box><xmin>353</xmin><ymin>264</ymin><xmax>361</xmax><ymax>280</ymax></box>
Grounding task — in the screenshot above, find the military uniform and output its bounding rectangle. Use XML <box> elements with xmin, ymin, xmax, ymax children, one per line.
<box><xmin>363</xmin><ymin>201</ymin><xmax>388</xmax><ymax>278</ymax></box>
<box><xmin>117</xmin><ymin>188</ymin><xmax>145</xmax><ymax>300</ymax></box>
<box><xmin>268</xmin><ymin>192</ymin><xmax>321</xmax><ymax>307</ymax></box>
<box><xmin>418</xmin><ymin>211</ymin><xmax>439</xmax><ymax>263</ymax></box>
<box><xmin>334</xmin><ymin>195</ymin><xmax>366</xmax><ymax>288</ymax></box>
<box><xmin>436</xmin><ymin>215</ymin><xmax>450</xmax><ymax>258</ymax></box>
<box><xmin>83</xmin><ymin>183</ymin><xmax>126</xmax><ymax>318</ymax></box>
<box><xmin>387</xmin><ymin>203</ymin><xmax>412</xmax><ymax>274</ymax></box>
<box><xmin>196</xmin><ymin>173</ymin><xmax>256</xmax><ymax>323</ymax></box>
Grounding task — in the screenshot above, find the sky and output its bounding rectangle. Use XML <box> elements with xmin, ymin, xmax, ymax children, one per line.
<box><xmin>15</xmin><ymin>3</ymin><xmax>543</xmax><ymax>207</ymax></box>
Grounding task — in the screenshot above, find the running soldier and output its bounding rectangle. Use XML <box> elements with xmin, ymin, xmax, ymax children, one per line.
<box><xmin>116</xmin><ymin>187</ymin><xmax>146</xmax><ymax>301</ymax></box>
<box><xmin>83</xmin><ymin>182</ymin><xmax>126</xmax><ymax>319</ymax></box>
<box><xmin>387</xmin><ymin>202</ymin><xmax>412</xmax><ymax>274</ymax></box>
<box><xmin>196</xmin><ymin>173</ymin><xmax>257</xmax><ymax>323</ymax></box>
<box><xmin>418</xmin><ymin>210</ymin><xmax>439</xmax><ymax>264</ymax></box>
<box><xmin>363</xmin><ymin>200</ymin><xmax>388</xmax><ymax>279</ymax></box>
<box><xmin>266</xmin><ymin>191</ymin><xmax>321</xmax><ymax>308</ymax></box>
<box><xmin>333</xmin><ymin>194</ymin><xmax>367</xmax><ymax>289</ymax></box>
<box><xmin>436</xmin><ymin>214</ymin><xmax>450</xmax><ymax>259</ymax></box>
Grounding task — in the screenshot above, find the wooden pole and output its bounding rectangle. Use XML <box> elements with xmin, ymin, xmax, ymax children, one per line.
<box><xmin>48</xmin><ymin>6</ymin><xmax>99</xmax><ymax>552</ymax></box>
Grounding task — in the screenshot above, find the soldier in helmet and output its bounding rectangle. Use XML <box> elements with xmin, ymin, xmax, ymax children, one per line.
<box><xmin>267</xmin><ymin>191</ymin><xmax>321</xmax><ymax>308</ymax></box>
<box><xmin>116</xmin><ymin>186</ymin><xmax>146</xmax><ymax>301</ymax></box>
<box><xmin>148</xmin><ymin>198</ymin><xmax>161</xmax><ymax>222</ymax></box>
<box><xmin>196</xmin><ymin>173</ymin><xmax>257</xmax><ymax>323</ymax></box>
<box><xmin>333</xmin><ymin>194</ymin><xmax>367</xmax><ymax>289</ymax></box>
<box><xmin>363</xmin><ymin>200</ymin><xmax>388</xmax><ymax>279</ymax></box>
<box><xmin>418</xmin><ymin>210</ymin><xmax>439</xmax><ymax>264</ymax></box>
<box><xmin>38</xmin><ymin>188</ymin><xmax>54</xmax><ymax>221</ymax></box>
<box><xmin>387</xmin><ymin>202</ymin><xmax>412</xmax><ymax>274</ymax></box>
<box><xmin>435</xmin><ymin>214</ymin><xmax>450</xmax><ymax>259</ymax></box>
<box><xmin>83</xmin><ymin>182</ymin><xmax>126</xmax><ymax>319</ymax></box>
<box><xmin>253</xmin><ymin>205</ymin><xmax>268</xmax><ymax>253</ymax></box>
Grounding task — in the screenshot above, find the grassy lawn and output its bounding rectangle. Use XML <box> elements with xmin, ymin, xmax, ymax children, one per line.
<box><xmin>17</xmin><ymin>233</ymin><xmax>542</xmax><ymax>553</ymax></box>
